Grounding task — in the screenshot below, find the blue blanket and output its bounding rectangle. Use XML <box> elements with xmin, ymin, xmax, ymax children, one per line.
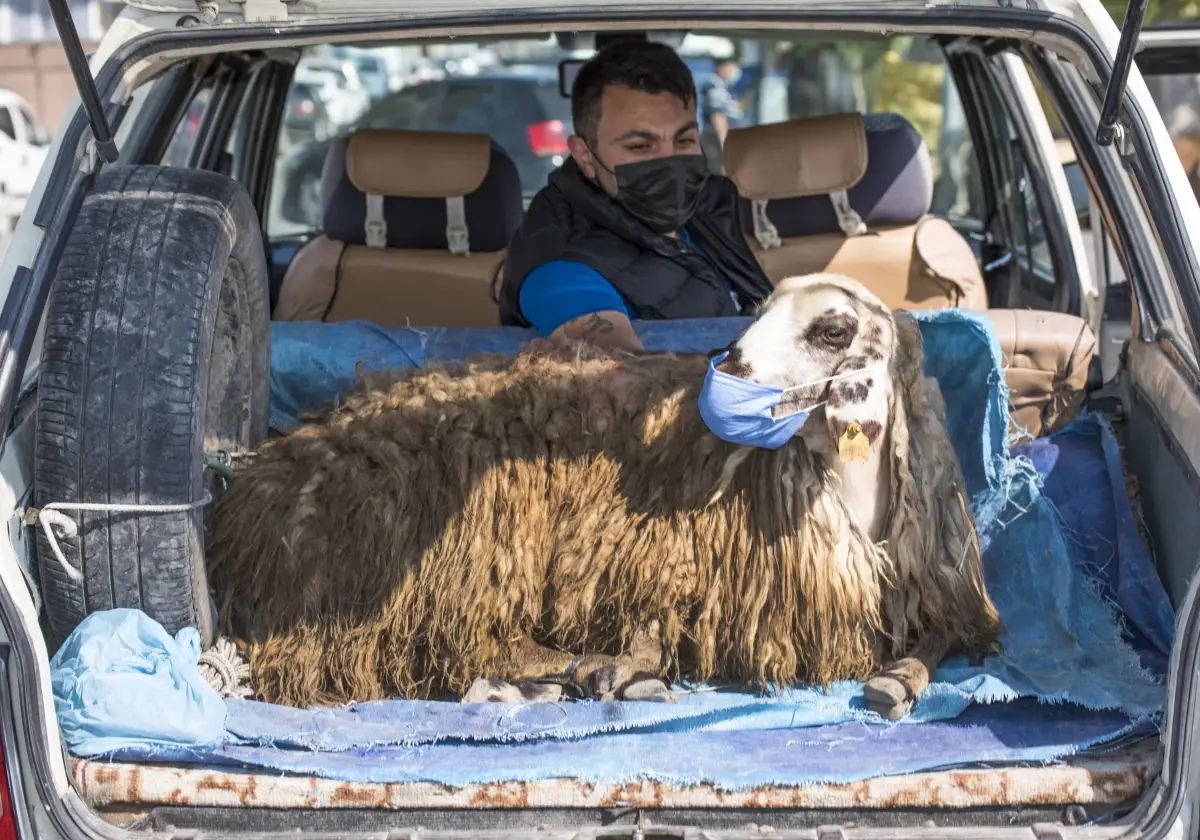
<box><xmin>66</xmin><ymin>312</ymin><xmax>1174</xmax><ymax>789</ymax></box>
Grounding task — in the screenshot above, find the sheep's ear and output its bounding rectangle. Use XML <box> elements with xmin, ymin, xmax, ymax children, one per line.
<box><xmin>889</xmin><ymin>312</ymin><xmax>925</xmax><ymax>392</ymax></box>
<box><xmin>886</xmin><ymin>309</ymin><xmax>974</xmax><ymax>557</ymax></box>
<box><xmin>883</xmin><ymin>311</ymin><xmax>929</xmax><ymax>467</ymax></box>
<box><xmin>884</xmin><ymin>310</ymin><xmax>1001</xmax><ymax>654</ymax></box>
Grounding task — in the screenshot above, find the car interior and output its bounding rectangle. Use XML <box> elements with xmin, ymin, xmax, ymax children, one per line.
<box><xmin>183</xmin><ymin>30</ymin><xmax>1094</xmax><ymax>446</ymax></box>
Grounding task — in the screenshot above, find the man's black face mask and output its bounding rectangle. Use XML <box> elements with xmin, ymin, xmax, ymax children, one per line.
<box><xmin>591</xmin><ymin>149</ymin><xmax>711</xmax><ymax>235</ymax></box>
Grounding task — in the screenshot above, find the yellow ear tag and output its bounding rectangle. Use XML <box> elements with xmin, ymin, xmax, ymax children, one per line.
<box><xmin>837</xmin><ymin>421</ymin><xmax>871</xmax><ymax>463</ymax></box>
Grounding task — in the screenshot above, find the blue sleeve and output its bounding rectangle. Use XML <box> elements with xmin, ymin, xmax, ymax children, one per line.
<box><xmin>518</xmin><ymin>260</ymin><xmax>631</xmax><ymax>336</ymax></box>
<box><xmin>703</xmin><ymin>80</ymin><xmax>733</xmax><ymax>116</ymax></box>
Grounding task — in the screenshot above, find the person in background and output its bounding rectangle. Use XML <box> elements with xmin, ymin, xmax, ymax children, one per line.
<box><xmin>498</xmin><ymin>40</ymin><xmax>771</xmax><ymax>355</ymax></box>
<box><xmin>698</xmin><ymin>56</ymin><xmax>744</xmax><ymax>173</ymax></box>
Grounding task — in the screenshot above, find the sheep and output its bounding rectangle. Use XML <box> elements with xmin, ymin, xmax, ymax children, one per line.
<box><xmin>206</xmin><ymin>273</ymin><xmax>1002</xmax><ymax>719</ymax></box>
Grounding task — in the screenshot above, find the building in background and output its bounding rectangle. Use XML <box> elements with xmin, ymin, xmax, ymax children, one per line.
<box><xmin>0</xmin><ymin>0</ymin><xmax>116</xmax><ymax>133</ymax></box>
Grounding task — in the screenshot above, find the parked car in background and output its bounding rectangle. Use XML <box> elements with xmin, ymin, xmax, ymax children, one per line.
<box><xmin>294</xmin><ymin>59</ymin><xmax>372</xmax><ymax>129</ymax></box>
<box><xmin>329</xmin><ymin>46</ymin><xmax>394</xmax><ymax>100</ymax></box>
<box><xmin>275</xmin><ymin>64</ymin><xmax>573</xmax><ymax>228</ymax></box>
<box><xmin>352</xmin><ymin>52</ymin><xmax>392</xmax><ymax>100</ymax></box>
<box><xmin>282</xmin><ymin>80</ymin><xmax>335</xmax><ymax>148</ymax></box>
<box><xmin>0</xmin><ymin>87</ymin><xmax>50</xmax><ymax>230</ymax></box>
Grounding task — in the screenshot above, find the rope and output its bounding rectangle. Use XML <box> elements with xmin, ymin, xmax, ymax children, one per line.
<box><xmin>32</xmin><ymin>452</ymin><xmax>240</xmax><ymax>583</ymax></box>
<box><xmin>35</xmin><ymin>492</ymin><xmax>213</xmax><ymax>583</ymax></box>
<box><xmin>198</xmin><ymin>637</ymin><xmax>253</xmax><ymax>698</ymax></box>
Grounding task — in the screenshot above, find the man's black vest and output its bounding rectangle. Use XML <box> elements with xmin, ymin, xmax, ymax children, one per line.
<box><xmin>498</xmin><ymin>158</ymin><xmax>773</xmax><ymax>328</ymax></box>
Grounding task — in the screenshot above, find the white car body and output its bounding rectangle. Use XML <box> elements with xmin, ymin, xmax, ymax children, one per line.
<box><xmin>0</xmin><ymin>88</ymin><xmax>50</xmax><ymax>225</ymax></box>
<box><xmin>0</xmin><ymin>3</ymin><xmax>1198</xmax><ymax>840</ymax></box>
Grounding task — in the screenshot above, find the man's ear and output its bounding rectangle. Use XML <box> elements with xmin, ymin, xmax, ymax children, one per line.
<box><xmin>568</xmin><ymin>135</ymin><xmax>598</xmax><ymax>180</ymax></box>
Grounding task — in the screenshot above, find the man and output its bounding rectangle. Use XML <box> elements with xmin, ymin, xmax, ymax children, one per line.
<box><xmin>698</xmin><ymin>56</ymin><xmax>744</xmax><ymax>172</ymax></box>
<box><xmin>498</xmin><ymin>39</ymin><xmax>772</xmax><ymax>354</ymax></box>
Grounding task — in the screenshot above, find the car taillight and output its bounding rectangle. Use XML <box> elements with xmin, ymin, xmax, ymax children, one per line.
<box><xmin>527</xmin><ymin>120</ymin><xmax>568</xmax><ymax>157</ymax></box>
<box><xmin>291</xmin><ymin>100</ymin><xmax>315</xmax><ymax>118</ymax></box>
<box><xmin>0</xmin><ymin>732</ymin><xmax>19</xmax><ymax>840</ymax></box>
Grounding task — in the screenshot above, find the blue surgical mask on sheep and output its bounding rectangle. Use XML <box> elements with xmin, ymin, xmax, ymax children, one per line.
<box><xmin>698</xmin><ymin>352</ymin><xmax>882</xmax><ymax>450</ymax></box>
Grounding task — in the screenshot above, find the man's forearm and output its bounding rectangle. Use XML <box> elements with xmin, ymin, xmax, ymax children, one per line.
<box><xmin>711</xmin><ymin>113</ymin><xmax>729</xmax><ymax>145</ymax></box>
<box><xmin>551</xmin><ymin>311</ymin><xmax>645</xmax><ymax>354</ymax></box>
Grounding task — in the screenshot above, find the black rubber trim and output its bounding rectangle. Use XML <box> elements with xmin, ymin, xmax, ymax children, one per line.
<box><xmin>951</xmin><ymin>45</ymin><xmax>1029</xmax><ymax>309</ymax></box>
<box><xmin>987</xmin><ymin>51</ymin><xmax>1082</xmax><ymax>315</ymax></box>
<box><xmin>119</xmin><ymin>61</ymin><xmax>209</xmax><ymax>167</ymax></box>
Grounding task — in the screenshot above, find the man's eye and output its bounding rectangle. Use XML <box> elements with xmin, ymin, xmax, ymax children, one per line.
<box><xmin>678</xmin><ymin>137</ymin><xmax>697</xmax><ymax>148</ymax></box>
<box><xmin>626</xmin><ymin>143</ymin><xmax>651</xmax><ymax>153</ymax></box>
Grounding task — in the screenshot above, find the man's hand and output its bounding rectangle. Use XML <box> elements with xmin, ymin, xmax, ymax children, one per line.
<box><xmin>523</xmin><ymin>310</ymin><xmax>644</xmax><ymax>358</ymax></box>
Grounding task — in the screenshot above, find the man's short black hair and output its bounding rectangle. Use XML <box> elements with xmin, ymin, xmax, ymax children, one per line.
<box><xmin>571</xmin><ymin>39</ymin><xmax>697</xmax><ymax>143</ymax></box>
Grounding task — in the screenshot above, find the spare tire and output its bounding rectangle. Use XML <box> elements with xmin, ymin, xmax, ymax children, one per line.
<box><xmin>35</xmin><ymin>165</ymin><xmax>270</xmax><ymax>650</ymax></box>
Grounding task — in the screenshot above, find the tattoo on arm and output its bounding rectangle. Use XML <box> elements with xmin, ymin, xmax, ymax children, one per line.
<box><xmin>550</xmin><ymin>310</ymin><xmax>642</xmax><ymax>353</ymax></box>
<box><xmin>577</xmin><ymin>313</ymin><xmax>615</xmax><ymax>340</ymax></box>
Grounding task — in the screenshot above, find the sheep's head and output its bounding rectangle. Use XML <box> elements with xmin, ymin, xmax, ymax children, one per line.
<box><xmin>717</xmin><ymin>273</ymin><xmax>898</xmax><ymax>454</ymax></box>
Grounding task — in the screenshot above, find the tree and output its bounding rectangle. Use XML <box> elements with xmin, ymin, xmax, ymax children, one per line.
<box><xmin>1099</xmin><ymin>0</ymin><xmax>1199</xmax><ymax>26</ymax></box>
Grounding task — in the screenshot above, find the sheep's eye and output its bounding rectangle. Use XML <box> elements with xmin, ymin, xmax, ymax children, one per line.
<box><xmin>824</xmin><ymin>327</ymin><xmax>846</xmax><ymax>342</ymax></box>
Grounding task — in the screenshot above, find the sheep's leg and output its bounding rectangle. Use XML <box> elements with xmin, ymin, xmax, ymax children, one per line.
<box><xmin>463</xmin><ymin>624</ymin><xmax>672</xmax><ymax>703</ymax></box>
<box><xmin>499</xmin><ymin>622</ymin><xmax>668</xmax><ymax>701</ymax></box>
<box><xmin>462</xmin><ymin>637</ymin><xmax>583</xmax><ymax>703</ymax></box>
<box><xmin>461</xmin><ymin>678</ymin><xmax>565</xmax><ymax>703</ymax></box>
<box><xmin>573</xmin><ymin>621</ymin><xmax>673</xmax><ymax>703</ymax></box>
<box><xmin>863</xmin><ymin>633</ymin><xmax>953</xmax><ymax>721</ymax></box>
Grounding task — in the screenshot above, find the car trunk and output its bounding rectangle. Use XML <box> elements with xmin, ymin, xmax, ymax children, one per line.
<box><xmin>6</xmin><ymin>4</ymin><xmax>1200</xmax><ymax>839</ymax></box>
<box><xmin>26</xmin><ymin>310</ymin><xmax>1182</xmax><ymax>832</ymax></box>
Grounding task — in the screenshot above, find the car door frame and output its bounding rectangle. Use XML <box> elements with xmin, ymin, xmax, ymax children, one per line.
<box><xmin>987</xmin><ymin>51</ymin><xmax>1094</xmax><ymax>323</ymax></box>
<box><xmin>941</xmin><ymin>39</ymin><xmax>1083</xmax><ymax>315</ymax></box>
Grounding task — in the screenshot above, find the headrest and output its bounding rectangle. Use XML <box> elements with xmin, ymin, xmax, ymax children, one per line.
<box><xmin>724</xmin><ymin>113</ymin><xmax>868</xmax><ymax>200</ymax></box>
<box><xmin>726</xmin><ymin>112</ymin><xmax>933</xmax><ymax>244</ymax></box>
<box><xmin>347</xmin><ymin>129</ymin><xmax>492</xmax><ymax>198</ymax></box>
<box><xmin>320</xmin><ymin>129</ymin><xmax>523</xmax><ymax>254</ymax></box>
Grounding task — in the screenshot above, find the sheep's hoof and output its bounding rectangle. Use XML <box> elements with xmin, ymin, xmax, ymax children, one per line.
<box><xmin>587</xmin><ymin>664</ymin><xmax>674</xmax><ymax>702</ymax></box>
<box><xmin>461</xmin><ymin>677</ymin><xmax>564</xmax><ymax>704</ymax></box>
<box><xmin>514</xmin><ymin>680</ymin><xmax>567</xmax><ymax>703</ymax></box>
<box><xmin>617</xmin><ymin>674</ymin><xmax>676</xmax><ymax>703</ymax></box>
<box><xmin>462</xmin><ymin>677</ymin><xmax>518</xmax><ymax>703</ymax></box>
<box><xmin>864</xmin><ymin>675</ymin><xmax>913</xmax><ymax>721</ymax></box>
<box><xmin>585</xmin><ymin>661</ymin><xmax>634</xmax><ymax>699</ymax></box>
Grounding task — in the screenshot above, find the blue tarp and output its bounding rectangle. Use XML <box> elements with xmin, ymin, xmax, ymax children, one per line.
<box><xmin>60</xmin><ymin>312</ymin><xmax>1175</xmax><ymax>789</ymax></box>
<box><xmin>52</xmin><ymin>610</ymin><xmax>227</xmax><ymax>757</ymax></box>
